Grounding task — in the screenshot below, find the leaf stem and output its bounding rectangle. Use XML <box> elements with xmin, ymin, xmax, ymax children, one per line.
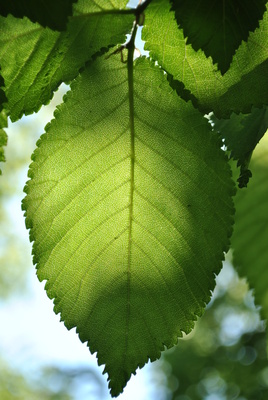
<box><xmin>72</xmin><ymin>0</ymin><xmax>153</xmax><ymax>19</ymax></box>
<box><xmin>135</xmin><ymin>0</ymin><xmax>153</xmax><ymax>17</ymax></box>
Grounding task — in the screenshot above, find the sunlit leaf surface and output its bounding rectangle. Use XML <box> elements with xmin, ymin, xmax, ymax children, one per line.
<box><xmin>212</xmin><ymin>106</ymin><xmax>268</xmax><ymax>187</ymax></box>
<box><xmin>0</xmin><ymin>0</ymin><xmax>133</xmax><ymax>120</ymax></box>
<box><xmin>143</xmin><ymin>0</ymin><xmax>268</xmax><ymax>117</ymax></box>
<box><xmin>23</xmin><ymin>52</ymin><xmax>234</xmax><ymax>396</ymax></box>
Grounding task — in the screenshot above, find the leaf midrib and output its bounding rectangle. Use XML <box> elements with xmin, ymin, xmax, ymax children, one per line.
<box><xmin>125</xmin><ymin>35</ymin><xmax>135</xmax><ymax>365</ymax></box>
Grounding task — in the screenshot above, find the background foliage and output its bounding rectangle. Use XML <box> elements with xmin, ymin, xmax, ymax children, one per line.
<box><xmin>0</xmin><ymin>0</ymin><xmax>268</xmax><ymax>398</ymax></box>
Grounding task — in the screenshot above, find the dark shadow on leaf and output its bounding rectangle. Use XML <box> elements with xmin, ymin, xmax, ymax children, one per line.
<box><xmin>217</xmin><ymin>59</ymin><xmax>268</xmax><ymax>117</ymax></box>
<box><xmin>0</xmin><ymin>69</ymin><xmax>7</xmax><ymax>112</ymax></box>
<box><xmin>166</xmin><ymin>72</ymin><xmax>198</xmax><ymax>109</ymax></box>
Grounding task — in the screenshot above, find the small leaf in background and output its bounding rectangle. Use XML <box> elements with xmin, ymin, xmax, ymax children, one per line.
<box><xmin>212</xmin><ymin>106</ymin><xmax>268</xmax><ymax>187</ymax></box>
<box><xmin>0</xmin><ymin>110</ymin><xmax>8</xmax><ymax>174</ymax></box>
<box><xmin>0</xmin><ymin>69</ymin><xmax>7</xmax><ymax>111</ymax></box>
<box><xmin>23</xmin><ymin>52</ymin><xmax>234</xmax><ymax>396</ymax></box>
<box><xmin>0</xmin><ymin>0</ymin><xmax>133</xmax><ymax>121</ymax></box>
<box><xmin>170</xmin><ymin>0</ymin><xmax>267</xmax><ymax>74</ymax></box>
<box><xmin>232</xmin><ymin>134</ymin><xmax>268</xmax><ymax>335</ymax></box>
<box><xmin>143</xmin><ymin>0</ymin><xmax>268</xmax><ymax>117</ymax></box>
<box><xmin>0</xmin><ymin>0</ymin><xmax>78</xmax><ymax>31</ymax></box>
<box><xmin>0</xmin><ymin>71</ymin><xmax>7</xmax><ymax>173</ymax></box>
<box><xmin>217</xmin><ymin>59</ymin><xmax>268</xmax><ymax>116</ymax></box>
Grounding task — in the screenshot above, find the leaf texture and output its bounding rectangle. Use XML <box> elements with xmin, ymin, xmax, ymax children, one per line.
<box><xmin>0</xmin><ymin>0</ymin><xmax>78</xmax><ymax>31</ymax></box>
<box><xmin>0</xmin><ymin>0</ymin><xmax>133</xmax><ymax>121</ymax></box>
<box><xmin>143</xmin><ymin>0</ymin><xmax>268</xmax><ymax>117</ymax></box>
<box><xmin>170</xmin><ymin>0</ymin><xmax>267</xmax><ymax>74</ymax></box>
<box><xmin>232</xmin><ymin>133</ymin><xmax>268</xmax><ymax>324</ymax></box>
<box><xmin>23</xmin><ymin>53</ymin><xmax>235</xmax><ymax>396</ymax></box>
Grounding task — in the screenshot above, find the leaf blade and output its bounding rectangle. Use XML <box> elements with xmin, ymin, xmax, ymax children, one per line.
<box><xmin>23</xmin><ymin>53</ymin><xmax>235</xmax><ymax>396</ymax></box>
<box><xmin>0</xmin><ymin>0</ymin><xmax>78</xmax><ymax>31</ymax></box>
<box><xmin>170</xmin><ymin>0</ymin><xmax>267</xmax><ymax>74</ymax></box>
<box><xmin>232</xmin><ymin>134</ymin><xmax>268</xmax><ymax>323</ymax></box>
<box><xmin>0</xmin><ymin>0</ymin><xmax>133</xmax><ymax>120</ymax></box>
<box><xmin>0</xmin><ymin>110</ymin><xmax>8</xmax><ymax>174</ymax></box>
<box><xmin>143</xmin><ymin>0</ymin><xmax>268</xmax><ymax>116</ymax></box>
<box><xmin>212</xmin><ymin>106</ymin><xmax>268</xmax><ymax>187</ymax></box>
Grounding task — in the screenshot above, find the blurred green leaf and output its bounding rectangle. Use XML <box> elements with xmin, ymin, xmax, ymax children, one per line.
<box><xmin>232</xmin><ymin>134</ymin><xmax>268</xmax><ymax>326</ymax></box>
<box><xmin>157</xmin><ymin>264</ymin><xmax>266</xmax><ymax>400</ymax></box>
<box><xmin>0</xmin><ymin>359</ymin><xmax>105</xmax><ymax>400</ymax></box>
<box><xmin>0</xmin><ymin>110</ymin><xmax>8</xmax><ymax>174</ymax></box>
<box><xmin>0</xmin><ymin>68</ymin><xmax>7</xmax><ymax>111</ymax></box>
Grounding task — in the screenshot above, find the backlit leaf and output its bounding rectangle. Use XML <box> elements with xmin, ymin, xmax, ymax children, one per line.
<box><xmin>212</xmin><ymin>106</ymin><xmax>268</xmax><ymax>187</ymax></box>
<box><xmin>22</xmin><ymin>53</ymin><xmax>234</xmax><ymax>396</ymax></box>
<box><xmin>143</xmin><ymin>0</ymin><xmax>268</xmax><ymax>117</ymax></box>
<box><xmin>0</xmin><ymin>0</ymin><xmax>78</xmax><ymax>31</ymax></box>
<box><xmin>0</xmin><ymin>110</ymin><xmax>8</xmax><ymax>174</ymax></box>
<box><xmin>232</xmin><ymin>133</ymin><xmax>268</xmax><ymax>325</ymax></box>
<box><xmin>170</xmin><ymin>0</ymin><xmax>267</xmax><ymax>74</ymax></box>
<box><xmin>0</xmin><ymin>69</ymin><xmax>7</xmax><ymax>112</ymax></box>
<box><xmin>0</xmin><ymin>0</ymin><xmax>133</xmax><ymax>120</ymax></box>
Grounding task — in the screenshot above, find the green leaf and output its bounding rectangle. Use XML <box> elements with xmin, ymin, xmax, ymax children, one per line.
<box><xmin>22</xmin><ymin>53</ymin><xmax>234</xmax><ymax>396</ymax></box>
<box><xmin>0</xmin><ymin>0</ymin><xmax>78</xmax><ymax>31</ymax></box>
<box><xmin>143</xmin><ymin>0</ymin><xmax>268</xmax><ymax>117</ymax></box>
<box><xmin>170</xmin><ymin>0</ymin><xmax>267</xmax><ymax>74</ymax></box>
<box><xmin>0</xmin><ymin>68</ymin><xmax>7</xmax><ymax>112</ymax></box>
<box><xmin>232</xmin><ymin>133</ymin><xmax>268</xmax><ymax>324</ymax></box>
<box><xmin>0</xmin><ymin>0</ymin><xmax>133</xmax><ymax>121</ymax></box>
<box><xmin>212</xmin><ymin>106</ymin><xmax>268</xmax><ymax>187</ymax></box>
<box><xmin>0</xmin><ymin>110</ymin><xmax>8</xmax><ymax>174</ymax></box>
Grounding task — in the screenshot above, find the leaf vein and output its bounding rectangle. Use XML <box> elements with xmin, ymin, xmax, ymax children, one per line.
<box><xmin>38</xmin><ymin>176</ymin><xmax>130</xmax><ymax>249</ymax></box>
<box><xmin>133</xmin><ymin>218</ymin><xmax>205</xmax><ymax>302</ymax></box>
<box><xmin>135</xmin><ymin>189</ymin><xmax>212</xmax><ymax>283</ymax></box>
<box><xmin>50</xmin><ymin>209</ymin><xmax>129</xmax><ymax>290</ymax></box>
<box><xmin>132</xmin><ymin>239</ymin><xmax>192</xmax><ymax>323</ymax></box>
